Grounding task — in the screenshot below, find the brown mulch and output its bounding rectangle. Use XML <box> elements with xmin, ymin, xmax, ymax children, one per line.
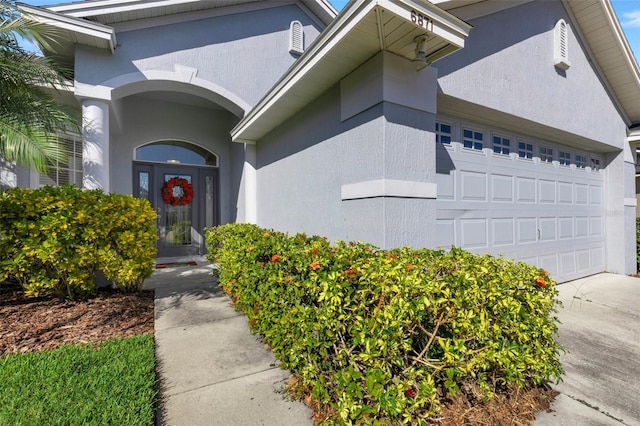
<box><xmin>0</xmin><ymin>281</ymin><xmax>154</xmax><ymax>357</ymax></box>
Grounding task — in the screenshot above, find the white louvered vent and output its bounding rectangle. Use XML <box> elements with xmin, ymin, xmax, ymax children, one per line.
<box><xmin>554</xmin><ymin>19</ymin><xmax>571</xmax><ymax>71</ymax></box>
<box><xmin>289</xmin><ymin>20</ymin><xmax>304</xmax><ymax>55</ymax></box>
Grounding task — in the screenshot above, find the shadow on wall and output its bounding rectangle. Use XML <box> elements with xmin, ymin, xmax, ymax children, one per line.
<box><xmin>0</xmin><ymin>160</ymin><xmax>17</xmax><ymax>190</ymax></box>
<box><xmin>256</xmin><ymin>84</ymin><xmax>434</xmax><ymax>169</ymax></box>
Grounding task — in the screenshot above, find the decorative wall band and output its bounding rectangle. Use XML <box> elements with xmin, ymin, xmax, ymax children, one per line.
<box><xmin>341</xmin><ymin>179</ymin><xmax>437</xmax><ymax>200</ymax></box>
<box><xmin>624</xmin><ymin>198</ymin><xmax>637</xmax><ymax>207</ymax></box>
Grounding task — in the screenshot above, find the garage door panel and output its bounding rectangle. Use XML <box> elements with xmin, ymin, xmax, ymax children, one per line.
<box><xmin>558</xmin><ymin>217</ymin><xmax>573</xmax><ymax>239</ymax></box>
<box><xmin>590</xmin><ymin>185</ymin><xmax>603</xmax><ymax>205</ymax></box>
<box><xmin>460</xmin><ymin>171</ymin><xmax>487</xmax><ymax>201</ymax></box>
<box><xmin>559</xmin><ymin>251</ymin><xmax>577</xmax><ymax>275</ymax></box>
<box><xmin>575</xmin><ymin>184</ymin><xmax>589</xmax><ymax>204</ymax></box>
<box><xmin>539</xmin><ymin>217</ymin><xmax>556</xmax><ymax>241</ymax></box>
<box><xmin>460</xmin><ymin>218</ymin><xmax>488</xmax><ymax>248</ymax></box>
<box><xmin>516</xmin><ymin>177</ymin><xmax>536</xmax><ymax>203</ymax></box>
<box><xmin>558</xmin><ymin>182</ymin><xmax>573</xmax><ymax>204</ymax></box>
<box><xmin>436</xmin><ymin>219</ymin><xmax>455</xmax><ymax>248</ymax></box>
<box><xmin>436</xmin><ymin>135</ymin><xmax>605</xmax><ymax>283</ymax></box>
<box><xmin>490</xmin><ymin>175</ymin><xmax>514</xmax><ymax>202</ymax></box>
<box><xmin>539</xmin><ymin>180</ymin><xmax>556</xmax><ymax>203</ymax></box>
<box><xmin>491</xmin><ymin>218</ymin><xmax>515</xmax><ymax>246</ymax></box>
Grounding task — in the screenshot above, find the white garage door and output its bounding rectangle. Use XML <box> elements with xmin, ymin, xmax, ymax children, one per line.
<box><xmin>435</xmin><ymin>121</ymin><xmax>605</xmax><ymax>283</ymax></box>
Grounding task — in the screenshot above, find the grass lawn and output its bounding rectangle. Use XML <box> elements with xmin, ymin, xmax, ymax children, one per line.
<box><xmin>0</xmin><ymin>334</ymin><xmax>157</xmax><ymax>426</ymax></box>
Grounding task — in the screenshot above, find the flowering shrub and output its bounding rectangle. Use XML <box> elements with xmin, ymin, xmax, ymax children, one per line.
<box><xmin>0</xmin><ymin>186</ymin><xmax>157</xmax><ymax>298</ymax></box>
<box><xmin>206</xmin><ymin>223</ymin><xmax>564</xmax><ymax>424</ymax></box>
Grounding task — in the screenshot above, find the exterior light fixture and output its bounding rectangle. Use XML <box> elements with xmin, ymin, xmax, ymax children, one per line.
<box><xmin>413</xmin><ymin>35</ymin><xmax>429</xmax><ymax>70</ymax></box>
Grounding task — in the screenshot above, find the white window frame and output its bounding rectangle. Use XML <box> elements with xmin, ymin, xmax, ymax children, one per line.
<box><xmin>491</xmin><ymin>134</ymin><xmax>510</xmax><ymax>156</ymax></box>
<box><xmin>462</xmin><ymin>127</ymin><xmax>484</xmax><ymax>151</ymax></box>
<box><xmin>436</xmin><ymin>121</ymin><xmax>453</xmax><ymax>145</ymax></box>
<box><xmin>517</xmin><ymin>140</ymin><xmax>534</xmax><ymax>160</ymax></box>
<box><xmin>540</xmin><ymin>146</ymin><xmax>554</xmax><ymax>163</ymax></box>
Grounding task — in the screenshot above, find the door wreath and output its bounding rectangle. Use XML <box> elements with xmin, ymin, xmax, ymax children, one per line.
<box><xmin>162</xmin><ymin>177</ymin><xmax>194</xmax><ymax>206</ymax></box>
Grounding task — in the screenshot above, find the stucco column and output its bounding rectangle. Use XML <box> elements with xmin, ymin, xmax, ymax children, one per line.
<box><xmin>340</xmin><ymin>51</ymin><xmax>438</xmax><ymax>249</ymax></box>
<box><xmin>243</xmin><ymin>142</ymin><xmax>257</xmax><ymax>223</ymax></box>
<box><xmin>82</xmin><ymin>99</ymin><xmax>110</xmax><ymax>192</ymax></box>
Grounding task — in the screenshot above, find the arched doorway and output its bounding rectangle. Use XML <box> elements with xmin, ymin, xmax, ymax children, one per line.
<box><xmin>133</xmin><ymin>141</ymin><xmax>219</xmax><ymax>257</ymax></box>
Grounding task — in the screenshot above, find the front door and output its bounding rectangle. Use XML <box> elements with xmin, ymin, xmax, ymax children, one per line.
<box><xmin>133</xmin><ymin>163</ymin><xmax>218</xmax><ymax>257</ymax></box>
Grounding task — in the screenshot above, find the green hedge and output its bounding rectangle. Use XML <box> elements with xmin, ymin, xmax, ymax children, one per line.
<box><xmin>206</xmin><ymin>223</ymin><xmax>564</xmax><ymax>424</ymax></box>
<box><xmin>637</xmin><ymin>218</ymin><xmax>640</xmax><ymax>271</ymax></box>
<box><xmin>0</xmin><ymin>185</ymin><xmax>157</xmax><ymax>298</ymax></box>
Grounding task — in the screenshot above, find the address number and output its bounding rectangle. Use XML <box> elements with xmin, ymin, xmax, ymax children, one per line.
<box><xmin>411</xmin><ymin>10</ymin><xmax>433</xmax><ymax>31</ymax></box>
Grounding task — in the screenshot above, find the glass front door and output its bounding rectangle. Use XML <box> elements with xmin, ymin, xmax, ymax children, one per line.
<box><xmin>134</xmin><ymin>163</ymin><xmax>218</xmax><ymax>257</ymax></box>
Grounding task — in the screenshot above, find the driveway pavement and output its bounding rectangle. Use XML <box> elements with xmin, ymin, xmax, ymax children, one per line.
<box><xmin>535</xmin><ymin>273</ymin><xmax>640</xmax><ymax>426</ymax></box>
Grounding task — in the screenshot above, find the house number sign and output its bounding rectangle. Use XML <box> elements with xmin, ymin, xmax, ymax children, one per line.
<box><xmin>410</xmin><ymin>10</ymin><xmax>433</xmax><ymax>32</ymax></box>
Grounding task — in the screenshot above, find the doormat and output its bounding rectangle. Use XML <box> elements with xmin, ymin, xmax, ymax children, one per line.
<box><xmin>155</xmin><ymin>261</ymin><xmax>198</xmax><ymax>269</ymax></box>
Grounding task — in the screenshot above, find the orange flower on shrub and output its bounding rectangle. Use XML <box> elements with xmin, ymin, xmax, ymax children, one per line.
<box><xmin>535</xmin><ymin>276</ymin><xmax>546</xmax><ymax>287</ymax></box>
<box><xmin>311</xmin><ymin>248</ymin><xmax>318</xmax><ymax>255</ymax></box>
<box><xmin>271</xmin><ymin>254</ymin><xmax>280</xmax><ymax>262</ymax></box>
<box><xmin>309</xmin><ymin>261</ymin><xmax>320</xmax><ymax>271</ymax></box>
<box><xmin>406</xmin><ymin>264</ymin><xmax>414</xmax><ymax>272</ymax></box>
<box><xmin>258</xmin><ymin>262</ymin><xmax>265</xmax><ymax>268</ymax></box>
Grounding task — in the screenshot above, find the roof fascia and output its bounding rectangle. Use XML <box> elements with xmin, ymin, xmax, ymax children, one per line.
<box><xmin>46</xmin><ymin>0</ymin><xmax>337</xmax><ymax>26</ymax></box>
<box><xmin>19</xmin><ymin>4</ymin><xmax>116</xmax><ymax>53</ymax></box>
<box><xmin>231</xmin><ymin>0</ymin><xmax>471</xmax><ymax>143</ymax></box>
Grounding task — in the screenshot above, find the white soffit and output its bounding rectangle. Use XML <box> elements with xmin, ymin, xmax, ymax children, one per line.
<box><xmin>19</xmin><ymin>4</ymin><xmax>116</xmax><ymax>57</ymax></box>
<box><xmin>231</xmin><ymin>0</ymin><xmax>471</xmax><ymax>143</ymax></box>
<box><xmin>44</xmin><ymin>0</ymin><xmax>336</xmax><ymax>26</ymax></box>
<box><xmin>565</xmin><ymin>0</ymin><xmax>640</xmax><ymax>125</ymax></box>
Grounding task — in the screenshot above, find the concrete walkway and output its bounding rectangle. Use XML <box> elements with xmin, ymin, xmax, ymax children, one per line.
<box><xmin>144</xmin><ymin>258</ymin><xmax>312</xmax><ymax>425</ymax></box>
<box><xmin>535</xmin><ymin>273</ymin><xmax>640</xmax><ymax>426</ymax></box>
<box><xmin>146</xmin><ymin>261</ymin><xmax>640</xmax><ymax>425</ymax></box>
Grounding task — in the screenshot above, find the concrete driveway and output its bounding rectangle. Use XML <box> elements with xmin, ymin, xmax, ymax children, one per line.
<box><xmin>536</xmin><ymin>273</ymin><xmax>640</xmax><ymax>426</ymax></box>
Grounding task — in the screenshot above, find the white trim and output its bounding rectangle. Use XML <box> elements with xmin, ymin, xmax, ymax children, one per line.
<box><xmin>133</xmin><ymin>139</ymin><xmax>220</xmax><ymax>167</ymax></box>
<box><xmin>243</xmin><ymin>144</ymin><xmax>257</xmax><ymax>223</ymax></box>
<box><xmin>341</xmin><ymin>179</ymin><xmax>437</xmax><ymax>200</ymax></box>
<box><xmin>19</xmin><ymin>4</ymin><xmax>116</xmax><ymax>52</ymax></box>
<box><xmin>75</xmin><ymin>66</ymin><xmax>251</xmax><ymax>118</ymax></box>
<box><xmin>47</xmin><ymin>0</ymin><xmax>336</xmax><ymax>26</ymax></box>
<box><xmin>624</xmin><ymin>198</ymin><xmax>637</xmax><ymax>207</ymax></box>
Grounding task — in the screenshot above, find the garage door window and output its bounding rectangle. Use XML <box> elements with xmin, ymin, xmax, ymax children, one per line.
<box><xmin>492</xmin><ymin>136</ymin><xmax>510</xmax><ymax>155</ymax></box>
<box><xmin>518</xmin><ymin>141</ymin><xmax>533</xmax><ymax>159</ymax></box>
<box><xmin>559</xmin><ymin>151</ymin><xmax>571</xmax><ymax>166</ymax></box>
<box><xmin>540</xmin><ymin>147</ymin><xmax>553</xmax><ymax>163</ymax></box>
<box><xmin>463</xmin><ymin>129</ymin><xmax>483</xmax><ymax>151</ymax></box>
<box><xmin>436</xmin><ymin>122</ymin><xmax>452</xmax><ymax>144</ymax></box>
<box><xmin>576</xmin><ymin>154</ymin><xmax>587</xmax><ymax>169</ymax></box>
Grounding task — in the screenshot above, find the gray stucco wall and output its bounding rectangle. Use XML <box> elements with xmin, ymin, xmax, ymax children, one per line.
<box><xmin>75</xmin><ymin>4</ymin><xmax>322</xmax><ymax>107</ymax></box>
<box><xmin>436</xmin><ymin>0</ymin><xmax>627</xmax><ymax>147</ymax></box>
<box><xmin>110</xmin><ymin>95</ymin><xmax>242</xmax><ymax>225</ymax></box>
<box><xmin>256</xmin><ymin>85</ymin><xmax>437</xmax><ymax>248</ymax></box>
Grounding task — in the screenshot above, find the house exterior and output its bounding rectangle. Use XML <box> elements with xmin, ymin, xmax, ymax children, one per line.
<box><xmin>7</xmin><ymin>0</ymin><xmax>640</xmax><ymax>282</ymax></box>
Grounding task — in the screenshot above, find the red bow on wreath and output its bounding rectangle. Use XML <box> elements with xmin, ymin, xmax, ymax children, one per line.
<box><xmin>161</xmin><ymin>177</ymin><xmax>194</xmax><ymax>206</ymax></box>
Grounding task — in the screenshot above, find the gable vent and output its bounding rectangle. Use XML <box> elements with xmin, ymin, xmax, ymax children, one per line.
<box><xmin>289</xmin><ymin>20</ymin><xmax>304</xmax><ymax>55</ymax></box>
<box><xmin>554</xmin><ymin>19</ymin><xmax>571</xmax><ymax>70</ymax></box>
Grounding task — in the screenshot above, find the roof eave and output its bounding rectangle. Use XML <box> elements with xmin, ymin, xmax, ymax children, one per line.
<box><xmin>19</xmin><ymin>3</ymin><xmax>116</xmax><ymax>55</ymax></box>
<box><xmin>231</xmin><ymin>0</ymin><xmax>471</xmax><ymax>143</ymax></box>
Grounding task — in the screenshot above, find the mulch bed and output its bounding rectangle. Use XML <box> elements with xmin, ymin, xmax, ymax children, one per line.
<box><xmin>0</xmin><ymin>280</ymin><xmax>557</xmax><ymax>424</ymax></box>
<box><xmin>0</xmin><ymin>281</ymin><xmax>154</xmax><ymax>357</ymax></box>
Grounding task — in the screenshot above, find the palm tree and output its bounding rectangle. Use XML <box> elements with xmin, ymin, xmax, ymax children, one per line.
<box><xmin>0</xmin><ymin>0</ymin><xmax>77</xmax><ymax>173</ymax></box>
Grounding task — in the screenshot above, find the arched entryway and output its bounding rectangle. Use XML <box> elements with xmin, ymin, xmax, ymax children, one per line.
<box><xmin>133</xmin><ymin>141</ymin><xmax>219</xmax><ymax>257</ymax></box>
